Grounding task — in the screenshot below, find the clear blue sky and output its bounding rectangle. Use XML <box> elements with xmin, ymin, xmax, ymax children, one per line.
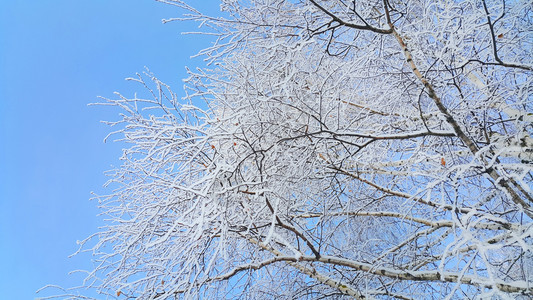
<box><xmin>0</xmin><ymin>1</ymin><xmax>217</xmax><ymax>298</ymax></box>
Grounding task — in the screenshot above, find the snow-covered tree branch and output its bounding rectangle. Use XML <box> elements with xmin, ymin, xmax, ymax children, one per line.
<box><xmin>45</xmin><ymin>0</ymin><xmax>533</xmax><ymax>299</ymax></box>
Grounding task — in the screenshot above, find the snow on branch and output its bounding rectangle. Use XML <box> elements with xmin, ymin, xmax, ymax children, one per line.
<box><xmin>43</xmin><ymin>0</ymin><xmax>533</xmax><ymax>299</ymax></box>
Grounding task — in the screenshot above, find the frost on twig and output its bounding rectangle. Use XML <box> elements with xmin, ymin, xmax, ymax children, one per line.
<box><xmin>42</xmin><ymin>0</ymin><xmax>533</xmax><ymax>299</ymax></box>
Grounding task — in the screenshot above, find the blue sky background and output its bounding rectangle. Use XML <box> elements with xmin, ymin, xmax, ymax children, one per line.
<box><xmin>0</xmin><ymin>1</ymin><xmax>217</xmax><ymax>298</ymax></box>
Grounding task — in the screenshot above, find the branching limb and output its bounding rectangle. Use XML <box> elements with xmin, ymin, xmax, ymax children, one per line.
<box><xmin>387</xmin><ymin>21</ymin><xmax>533</xmax><ymax>218</ymax></box>
<box><xmin>308</xmin><ymin>0</ymin><xmax>393</xmax><ymax>34</ymax></box>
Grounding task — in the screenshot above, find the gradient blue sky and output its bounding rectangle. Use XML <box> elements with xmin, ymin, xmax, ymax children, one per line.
<box><xmin>0</xmin><ymin>1</ymin><xmax>218</xmax><ymax>298</ymax></box>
